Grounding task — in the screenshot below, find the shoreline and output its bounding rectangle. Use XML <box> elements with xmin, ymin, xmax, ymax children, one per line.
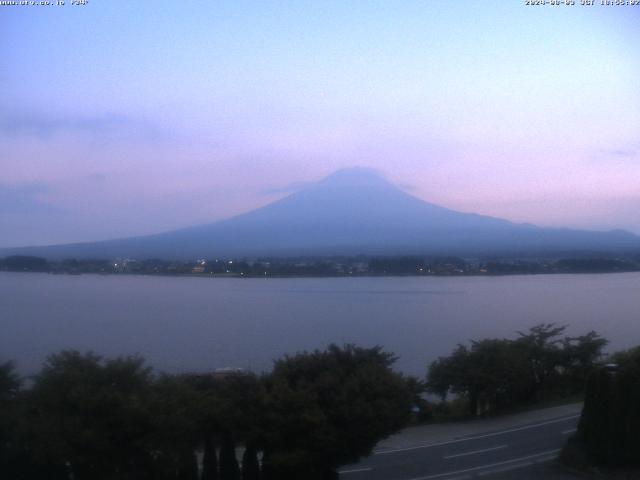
<box><xmin>2</xmin><ymin>269</ymin><xmax>640</xmax><ymax>279</ymax></box>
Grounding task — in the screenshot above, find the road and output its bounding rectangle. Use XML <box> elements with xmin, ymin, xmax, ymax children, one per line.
<box><xmin>339</xmin><ymin>404</ymin><xmax>582</xmax><ymax>480</ymax></box>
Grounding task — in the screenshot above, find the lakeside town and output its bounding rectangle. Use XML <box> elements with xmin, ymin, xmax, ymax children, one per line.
<box><xmin>2</xmin><ymin>254</ymin><xmax>640</xmax><ymax>277</ymax></box>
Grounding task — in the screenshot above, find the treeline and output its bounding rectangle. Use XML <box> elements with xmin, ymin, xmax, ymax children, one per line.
<box><xmin>2</xmin><ymin>254</ymin><xmax>640</xmax><ymax>277</ymax></box>
<box><xmin>0</xmin><ymin>326</ymin><xmax>618</xmax><ymax>478</ymax></box>
<box><xmin>427</xmin><ymin>324</ymin><xmax>608</xmax><ymax>416</ymax></box>
<box><xmin>0</xmin><ymin>345</ymin><xmax>415</xmax><ymax>480</ymax></box>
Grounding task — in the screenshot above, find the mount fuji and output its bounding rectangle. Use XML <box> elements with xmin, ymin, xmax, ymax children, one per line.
<box><xmin>3</xmin><ymin>168</ymin><xmax>639</xmax><ymax>259</ymax></box>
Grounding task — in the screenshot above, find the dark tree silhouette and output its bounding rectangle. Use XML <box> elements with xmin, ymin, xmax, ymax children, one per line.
<box><xmin>241</xmin><ymin>444</ymin><xmax>260</xmax><ymax>480</ymax></box>
<box><xmin>577</xmin><ymin>346</ymin><xmax>640</xmax><ymax>466</ymax></box>
<box><xmin>219</xmin><ymin>434</ymin><xmax>241</xmax><ymax>480</ymax></box>
<box><xmin>427</xmin><ymin>340</ymin><xmax>530</xmax><ymax>415</ymax></box>
<box><xmin>428</xmin><ymin>325</ymin><xmax>608</xmax><ymax>415</ymax></box>
<box><xmin>202</xmin><ymin>437</ymin><xmax>218</xmax><ymax>480</ymax></box>
<box><xmin>261</xmin><ymin>344</ymin><xmax>412</xmax><ymax>479</ymax></box>
<box><xmin>26</xmin><ymin>351</ymin><xmax>155</xmax><ymax>479</ymax></box>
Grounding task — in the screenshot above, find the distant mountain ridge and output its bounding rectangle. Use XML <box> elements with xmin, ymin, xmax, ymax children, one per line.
<box><xmin>2</xmin><ymin>168</ymin><xmax>639</xmax><ymax>259</ymax></box>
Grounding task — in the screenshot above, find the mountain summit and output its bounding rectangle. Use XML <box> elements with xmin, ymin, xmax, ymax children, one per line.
<box><xmin>315</xmin><ymin>167</ymin><xmax>390</xmax><ymax>187</ymax></box>
<box><xmin>3</xmin><ymin>168</ymin><xmax>639</xmax><ymax>259</ymax></box>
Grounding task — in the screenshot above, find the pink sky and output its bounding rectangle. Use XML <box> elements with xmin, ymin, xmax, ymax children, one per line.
<box><xmin>1</xmin><ymin>1</ymin><xmax>639</xmax><ymax>247</ymax></box>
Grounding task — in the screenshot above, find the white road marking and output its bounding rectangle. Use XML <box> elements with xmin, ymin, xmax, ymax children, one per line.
<box><xmin>562</xmin><ymin>428</ymin><xmax>577</xmax><ymax>435</ymax></box>
<box><xmin>534</xmin><ymin>455</ymin><xmax>558</xmax><ymax>464</ymax></box>
<box><xmin>375</xmin><ymin>415</ymin><xmax>580</xmax><ymax>455</ymax></box>
<box><xmin>443</xmin><ymin>444</ymin><xmax>508</xmax><ymax>459</ymax></box>
<box><xmin>338</xmin><ymin>467</ymin><xmax>372</xmax><ymax>474</ymax></box>
<box><xmin>404</xmin><ymin>449</ymin><xmax>561</xmax><ymax>480</ymax></box>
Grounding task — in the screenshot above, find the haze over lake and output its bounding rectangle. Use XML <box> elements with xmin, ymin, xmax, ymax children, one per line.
<box><xmin>2</xmin><ymin>272</ymin><xmax>639</xmax><ymax>377</ymax></box>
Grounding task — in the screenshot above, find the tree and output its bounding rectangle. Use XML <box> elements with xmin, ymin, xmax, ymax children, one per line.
<box><xmin>405</xmin><ymin>376</ymin><xmax>431</xmax><ymax>422</ymax></box>
<box><xmin>213</xmin><ymin>373</ymin><xmax>265</xmax><ymax>447</ymax></box>
<box><xmin>177</xmin><ymin>373</ymin><xmax>223</xmax><ymax>480</ymax></box>
<box><xmin>261</xmin><ymin>344</ymin><xmax>412</xmax><ymax>479</ymax></box>
<box><xmin>146</xmin><ymin>374</ymin><xmax>203</xmax><ymax>479</ymax></box>
<box><xmin>201</xmin><ymin>437</ymin><xmax>218</xmax><ymax>480</ymax></box>
<box><xmin>427</xmin><ymin>340</ymin><xmax>530</xmax><ymax>416</ymax></box>
<box><xmin>182</xmin><ymin>371</ymin><xmax>264</xmax><ymax>480</ymax></box>
<box><xmin>427</xmin><ymin>325</ymin><xmax>606</xmax><ymax>416</ymax></box>
<box><xmin>176</xmin><ymin>450</ymin><xmax>199</xmax><ymax>480</ymax></box>
<box><xmin>0</xmin><ymin>362</ymin><xmax>22</xmax><ymax>478</ymax></box>
<box><xmin>0</xmin><ymin>361</ymin><xmax>20</xmax><ymax>402</ymax></box>
<box><xmin>427</xmin><ymin>344</ymin><xmax>470</xmax><ymax>402</ymax></box>
<box><xmin>27</xmin><ymin>351</ymin><xmax>155</xmax><ymax>479</ymax></box>
<box><xmin>241</xmin><ymin>444</ymin><xmax>260</xmax><ymax>480</ymax></box>
<box><xmin>219</xmin><ymin>433</ymin><xmax>240</xmax><ymax>480</ymax></box>
<box><xmin>516</xmin><ymin>323</ymin><xmax>568</xmax><ymax>401</ymax></box>
<box><xmin>577</xmin><ymin>346</ymin><xmax>640</xmax><ymax>466</ymax></box>
<box><xmin>2</xmin><ymin>255</ymin><xmax>49</xmax><ymax>272</ymax></box>
<box><xmin>560</xmin><ymin>331</ymin><xmax>608</xmax><ymax>393</ymax></box>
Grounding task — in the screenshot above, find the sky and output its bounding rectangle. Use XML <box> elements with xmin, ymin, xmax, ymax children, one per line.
<box><xmin>1</xmin><ymin>0</ymin><xmax>639</xmax><ymax>247</ymax></box>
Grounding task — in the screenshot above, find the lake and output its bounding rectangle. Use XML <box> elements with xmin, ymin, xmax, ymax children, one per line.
<box><xmin>1</xmin><ymin>272</ymin><xmax>639</xmax><ymax>377</ymax></box>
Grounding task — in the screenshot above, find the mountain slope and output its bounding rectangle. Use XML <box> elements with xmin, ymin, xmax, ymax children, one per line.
<box><xmin>3</xmin><ymin>168</ymin><xmax>639</xmax><ymax>259</ymax></box>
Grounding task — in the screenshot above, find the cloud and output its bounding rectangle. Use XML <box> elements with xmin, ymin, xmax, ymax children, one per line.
<box><xmin>0</xmin><ymin>183</ymin><xmax>64</xmax><ymax>215</ymax></box>
<box><xmin>0</xmin><ymin>111</ymin><xmax>161</xmax><ymax>140</ymax></box>
<box><xmin>261</xmin><ymin>168</ymin><xmax>419</xmax><ymax>195</ymax></box>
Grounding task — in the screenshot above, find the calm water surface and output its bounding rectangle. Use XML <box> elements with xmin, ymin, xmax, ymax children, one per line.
<box><xmin>1</xmin><ymin>272</ymin><xmax>639</xmax><ymax>376</ymax></box>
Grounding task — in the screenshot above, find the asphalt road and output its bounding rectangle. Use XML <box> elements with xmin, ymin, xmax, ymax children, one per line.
<box><xmin>339</xmin><ymin>410</ymin><xmax>580</xmax><ymax>480</ymax></box>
